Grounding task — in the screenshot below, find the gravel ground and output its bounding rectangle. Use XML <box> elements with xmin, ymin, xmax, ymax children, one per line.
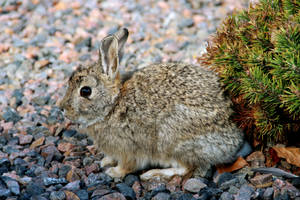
<box><xmin>0</xmin><ymin>0</ymin><xmax>299</xmax><ymax>199</ymax></box>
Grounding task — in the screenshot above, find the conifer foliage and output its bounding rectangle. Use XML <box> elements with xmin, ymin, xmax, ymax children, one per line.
<box><xmin>202</xmin><ymin>0</ymin><xmax>300</xmax><ymax>144</ymax></box>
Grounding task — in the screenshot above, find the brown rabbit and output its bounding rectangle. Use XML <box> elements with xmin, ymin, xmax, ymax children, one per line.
<box><xmin>59</xmin><ymin>28</ymin><xmax>244</xmax><ymax>180</ymax></box>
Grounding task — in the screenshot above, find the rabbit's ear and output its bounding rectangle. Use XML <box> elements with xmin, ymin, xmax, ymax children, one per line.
<box><xmin>99</xmin><ymin>28</ymin><xmax>128</xmax><ymax>81</ymax></box>
<box><xmin>113</xmin><ymin>28</ymin><xmax>129</xmax><ymax>62</ymax></box>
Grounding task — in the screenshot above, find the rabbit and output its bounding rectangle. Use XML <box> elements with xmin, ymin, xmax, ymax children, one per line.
<box><xmin>59</xmin><ymin>28</ymin><xmax>244</xmax><ymax>180</ymax></box>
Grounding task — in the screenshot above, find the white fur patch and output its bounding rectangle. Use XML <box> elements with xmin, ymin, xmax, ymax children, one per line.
<box><xmin>140</xmin><ymin>167</ymin><xmax>187</xmax><ymax>181</ymax></box>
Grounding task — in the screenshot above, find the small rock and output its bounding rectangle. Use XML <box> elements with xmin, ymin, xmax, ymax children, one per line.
<box><xmin>198</xmin><ymin>187</ymin><xmax>223</xmax><ymax>199</ymax></box>
<box><xmin>220</xmin><ymin>192</ymin><xmax>234</xmax><ymax>200</ymax></box>
<box><xmin>66</xmin><ymin>168</ymin><xmax>80</xmax><ymax>182</ymax></box>
<box><xmin>92</xmin><ymin>189</ymin><xmax>111</xmax><ymax>198</ymax></box>
<box><xmin>75</xmin><ymin>37</ymin><xmax>92</xmax><ymax>50</ymax></box>
<box><xmin>64</xmin><ymin>190</ymin><xmax>80</xmax><ymax>200</ymax></box>
<box><xmin>32</xmin><ymin>96</ymin><xmax>50</xmax><ymax>106</ymax></box>
<box><xmin>50</xmin><ymin>191</ymin><xmax>66</xmax><ymax>200</ymax></box>
<box><xmin>149</xmin><ymin>184</ymin><xmax>168</xmax><ymax>197</ymax></box>
<box><xmin>2</xmin><ymin>108</ymin><xmax>21</xmax><ymax>123</ymax></box>
<box><xmin>59</xmin><ymin>165</ymin><xmax>72</xmax><ymax>178</ymax></box>
<box><xmin>62</xmin><ymin>130</ymin><xmax>77</xmax><ymax>138</ymax></box>
<box><xmin>18</xmin><ymin>134</ymin><xmax>33</xmax><ymax>145</ymax></box>
<box><xmin>124</xmin><ymin>174</ymin><xmax>139</xmax><ymax>187</ymax></box>
<box><xmin>1</xmin><ymin>176</ymin><xmax>20</xmax><ymax>195</ymax></box>
<box><xmin>250</xmin><ymin>174</ymin><xmax>273</xmax><ymax>188</ymax></box>
<box><xmin>228</xmin><ymin>185</ymin><xmax>239</xmax><ymax>194</ymax></box>
<box><xmin>214</xmin><ymin>172</ymin><xmax>234</xmax><ymax>186</ymax></box>
<box><xmin>58</xmin><ymin>142</ymin><xmax>74</xmax><ymax>152</ymax></box>
<box><xmin>246</xmin><ymin>151</ymin><xmax>265</xmax><ymax>167</ymax></box>
<box><xmin>116</xmin><ymin>183</ymin><xmax>136</xmax><ymax>200</ymax></box>
<box><xmin>167</xmin><ymin>175</ymin><xmax>182</xmax><ymax>192</ymax></box>
<box><xmin>183</xmin><ymin>178</ymin><xmax>207</xmax><ymax>193</ymax></box>
<box><xmin>177</xmin><ymin>193</ymin><xmax>197</xmax><ymax>200</ymax></box>
<box><xmin>83</xmin><ymin>157</ymin><xmax>94</xmax><ymax>167</ymax></box>
<box><xmin>281</xmin><ymin>182</ymin><xmax>300</xmax><ymax>198</ymax></box>
<box><xmin>0</xmin><ymin>158</ymin><xmax>10</xmax><ymax>174</ymax></box>
<box><xmin>85</xmin><ymin>163</ymin><xmax>99</xmax><ymax>175</ymax></box>
<box><xmin>163</xmin><ymin>41</ymin><xmax>179</xmax><ymax>53</ymax></box>
<box><xmin>34</xmin><ymin>60</ymin><xmax>50</xmax><ymax>70</ymax></box>
<box><xmin>235</xmin><ymin>184</ymin><xmax>255</xmax><ymax>200</ymax></box>
<box><xmin>30</xmin><ymin>136</ymin><xmax>45</xmax><ymax>149</ymax></box>
<box><xmin>152</xmin><ymin>192</ymin><xmax>171</xmax><ymax>200</ymax></box>
<box><xmin>41</xmin><ymin>145</ymin><xmax>63</xmax><ymax>161</ymax></box>
<box><xmin>178</xmin><ymin>18</ymin><xmax>194</xmax><ymax>28</ymax></box>
<box><xmin>0</xmin><ymin>188</ymin><xmax>11</xmax><ymax>198</ymax></box>
<box><xmin>43</xmin><ymin>177</ymin><xmax>67</xmax><ymax>186</ymax></box>
<box><xmin>75</xmin><ymin>190</ymin><xmax>89</xmax><ymax>200</ymax></box>
<box><xmin>263</xmin><ymin>187</ymin><xmax>273</xmax><ymax>200</ymax></box>
<box><xmin>63</xmin><ymin>180</ymin><xmax>81</xmax><ymax>190</ymax></box>
<box><xmin>26</xmin><ymin>182</ymin><xmax>45</xmax><ymax>196</ymax></box>
<box><xmin>219</xmin><ymin>178</ymin><xmax>239</xmax><ymax>190</ymax></box>
<box><xmin>99</xmin><ymin>192</ymin><xmax>126</xmax><ymax>200</ymax></box>
<box><xmin>132</xmin><ymin>181</ymin><xmax>142</xmax><ymax>198</ymax></box>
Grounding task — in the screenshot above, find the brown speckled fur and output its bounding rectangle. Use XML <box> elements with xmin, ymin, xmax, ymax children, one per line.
<box><xmin>60</xmin><ymin>28</ymin><xmax>244</xmax><ymax>179</ymax></box>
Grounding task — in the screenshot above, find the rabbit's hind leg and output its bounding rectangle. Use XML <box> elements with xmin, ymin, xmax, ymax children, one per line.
<box><xmin>140</xmin><ymin>167</ymin><xmax>188</xmax><ymax>181</ymax></box>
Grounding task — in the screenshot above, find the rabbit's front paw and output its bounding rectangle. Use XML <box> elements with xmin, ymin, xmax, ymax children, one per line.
<box><xmin>105</xmin><ymin>166</ymin><xmax>127</xmax><ymax>178</ymax></box>
<box><xmin>100</xmin><ymin>156</ymin><xmax>117</xmax><ymax>168</ymax></box>
<box><xmin>140</xmin><ymin>167</ymin><xmax>188</xmax><ymax>181</ymax></box>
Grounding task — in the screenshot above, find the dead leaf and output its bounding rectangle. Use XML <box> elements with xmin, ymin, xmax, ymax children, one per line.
<box><xmin>217</xmin><ymin>156</ymin><xmax>248</xmax><ymax>173</ymax></box>
<box><xmin>272</xmin><ymin>147</ymin><xmax>300</xmax><ymax>167</ymax></box>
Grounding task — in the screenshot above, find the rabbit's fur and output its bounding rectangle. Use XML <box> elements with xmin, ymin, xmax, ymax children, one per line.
<box><xmin>60</xmin><ymin>28</ymin><xmax>244</xmax><ymax>180</ymax></box>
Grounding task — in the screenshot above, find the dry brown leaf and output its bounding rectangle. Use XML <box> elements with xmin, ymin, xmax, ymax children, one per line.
<box><xmin>272</xmin><ymin>147</ymin><xmax>300</xmax><ymax>167</ymax></box>
<box><xmin>217</xmin><ymin>156</ymin><xmax>248</xmax><ymax>173</ymax></box>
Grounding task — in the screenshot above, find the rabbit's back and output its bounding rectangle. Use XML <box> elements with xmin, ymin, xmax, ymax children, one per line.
<box><xmin>122</xmin><ymin>63</ymin><xmax>232</xmax><ymax>120</ymax></box>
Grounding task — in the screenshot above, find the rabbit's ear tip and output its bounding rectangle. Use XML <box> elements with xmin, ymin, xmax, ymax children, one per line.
<box><xmin>122</xmin><ymin>28</ymin><xmax>129</xmax><ymax>35</ymax></box>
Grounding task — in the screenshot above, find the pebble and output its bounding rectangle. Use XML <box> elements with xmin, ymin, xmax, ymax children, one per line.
<box><xmin>26</xmin><ymin>182</ymin><xmax>45</xmax><ymax>196</ymax></box>
<box><xmin>75</xmin><ymin>190</ymin><xmax>89</xmax><ymax>200</ymax></box>
<box><xmin>183</xmin><ymin>178</ymin><xmax>207</xmax><ymax>193</ymax></box>
<box><xmin>63</xmin><ymin>180</ymin><xmax>81</xmax><ymax>190</ymax></box>
<box><xmin>263</xmin><ymin>187</ymin><xmax>274</xmax><ymax>200</ymax></box>
<box><xmin>50</xmin><ymin>191</ymin><xmax>66</xmax><ymax>200</ymax></box>
<box><xmin>18</xmin><ymin>134</ymin><xmax>33</xmax><ymax>144</ymax></box>
<box><xmin>177</xmin><ymin>193</ymin><xmax>197</xmax><ymax>200</ymax></box>
<box><xmin>1</xmin><ymin>176</ymin><xmax>20</xmax><ymax>195</ymax></box>
<box><xmin>83</xmin><ymin>157</ymin><xmax>94</xmax><ymax>167</ymax></box>
<box><xmin>2</xmin><ymin>108</ymin><xmax>21</xmax><ymax>123</ymax></box>
<box><xmin>246</xmin><ymin>151</ymin><xmax>265</xmax><ymax>167</ymax></box>
<box><xmin>59</xmin><ymin>165</ymin><xmax>72</xmax><ymax>178</ymax></box>
<box><xmin>64</xmin><ymin>190</ymin><xmax>80</xmax><ymax>200</ymax></box>
<box><xmin>99</xmin><ymin>192</ymin><xmax>126</xmax><ymax>200</ymax></box>
<box><xmin>214</xmin><ymin>172</ymin><xmax>234</xmax><ymax>186</ymax></box>
<box><xmin>124</xmin><ymin>174</ymin><xmax>139</xmax><ymax>186</ymax></box>
<box><xmin>235</xmin><ymin>184</ymin><xmax>255</xmax><ymax>200</ymax></box>
<box><xmin>62</xmin><ymin>130</ymin><xmax>77</xmax><ymax>138</ymax></box>
<box><xmin>116</xmin><ymin>183</ymin><xmax>136</xmax><ymax>200</ymax></box>
<box><xmin>152</xmin><ymin>192</ymin><xmax>171</xmax><ymax>200</ymax></box>
<box><xmin>250</xmin><ymin>173</ymin><xmax>273</xmax><ymax>188</ymax></box>
<box><xmin>0</xmin><ymin>188</ymin><xmax>11</xmax><ymax>198</ymax></box>
<box><xmin>43</xmin><ymin>177</ymin><xmax>68</xmax><ymax>186</ymax></box>
<box><xmin>220</xmin><ymin>192</ymin><xmax>234</xmax><ymax>200</ymax></box>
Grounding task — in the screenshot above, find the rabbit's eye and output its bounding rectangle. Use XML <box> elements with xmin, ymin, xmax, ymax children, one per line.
<box><xmin>80</xmin><ymin>86</ymin><xmax>92</xmax><ymax>98</ymax></box>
